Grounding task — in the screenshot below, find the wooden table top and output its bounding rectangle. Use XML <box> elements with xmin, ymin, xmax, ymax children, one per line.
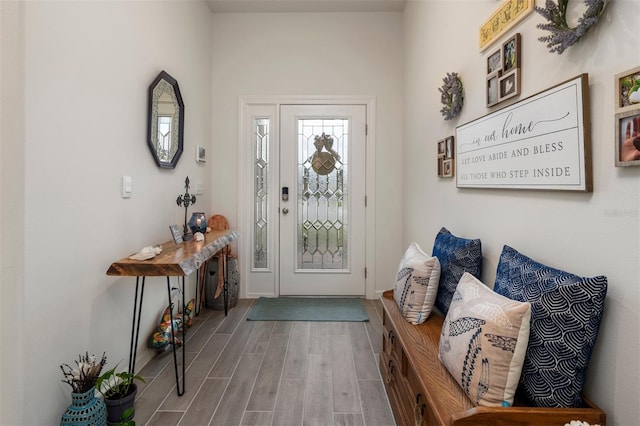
<box><xmin>106</xmin><ymin>229</ymin><xmax>238</xmax><ymax>277</ymax></box>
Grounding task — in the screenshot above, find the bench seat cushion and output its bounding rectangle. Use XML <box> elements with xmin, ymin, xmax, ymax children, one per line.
<box><xmin>439</xmin><ymin>272</ymin><xmax>531</xmax><ymax>407</ymax></box>
<box><xmin>493</xmin><ymin>245</ymin><xmax>607</xmax><ymax>408</ymax></box>
<box><xmin>393</xmin><ymin>242</ymin><xmax>441</xmax><ymax>324</ymax></box>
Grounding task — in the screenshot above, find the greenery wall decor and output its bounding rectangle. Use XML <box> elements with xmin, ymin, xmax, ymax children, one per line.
<box><xmin>439</xmin><ymin>72</ymin><xmax>464</xmax><ymax>120</ymax></box>
<box><xmin>535</xmin><ymin>0</ymin><xmax>607</xmax><ymax>54</ymax></box>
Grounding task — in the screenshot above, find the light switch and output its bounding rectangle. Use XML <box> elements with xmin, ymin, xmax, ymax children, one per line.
<box><xmin>195</xmin><ymin>181</ymin><xmax>203</xmax><ymax>195</ymax></box>
<box><xmin>122</xmin><ymin>176</ymin><xmax>132</xmax><ymax>198</ymax></box>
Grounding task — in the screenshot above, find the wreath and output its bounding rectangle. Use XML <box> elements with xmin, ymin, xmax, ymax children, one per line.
<box><xmin>535</xmin><ymin>0</ymin><xmax>607</xmax><ymax>54</ymax></box>
<box><xmin>438</xmin><ymin>72</ymin><xmax>464</xmax><ymax>121</ymax></box>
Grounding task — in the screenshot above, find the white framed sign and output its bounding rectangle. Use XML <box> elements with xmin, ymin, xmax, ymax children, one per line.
<box><xmin>456</xmin><ymin>74</ymin><xmax>592</xmax><ymax>192</ymax></box>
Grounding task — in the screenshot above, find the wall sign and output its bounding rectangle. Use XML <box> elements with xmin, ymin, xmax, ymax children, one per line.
<box><xmin>456</xmin><ymin>74</ymin><xmax>592</xmax><ymax>192</ymax></box>
<box><xmin>479</xmin><ymin>0</ymin><xmax>534</xmax><ymax>51</ymax></box>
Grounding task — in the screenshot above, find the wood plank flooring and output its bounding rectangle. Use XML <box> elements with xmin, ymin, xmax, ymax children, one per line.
<box><xmin>134</xmin><ymin>299</ymin><xmax>395</xmax><ymax>426</ymax></box>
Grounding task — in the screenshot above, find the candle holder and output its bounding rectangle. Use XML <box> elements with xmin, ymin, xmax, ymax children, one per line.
<box><xmin>188</xmin><ymin>212</ymin><xmax>207</xmax><ymax>234</ymax></box>
<box><xmin>176</xmin><ymin>176</ymin><xmax>196</xmax><ymax>241</ymax></box>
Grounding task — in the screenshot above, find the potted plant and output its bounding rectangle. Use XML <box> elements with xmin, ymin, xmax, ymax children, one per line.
<box><xmin>96</xmin><ymin>364</ymin><xmax>145</xmax><ymax>426</ymax></box>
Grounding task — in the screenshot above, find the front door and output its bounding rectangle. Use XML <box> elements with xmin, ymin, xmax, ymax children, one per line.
<box><xmin>279</xmin><ymin>105</ymin><xmax>366</xmax><ymax>296</ymax></box>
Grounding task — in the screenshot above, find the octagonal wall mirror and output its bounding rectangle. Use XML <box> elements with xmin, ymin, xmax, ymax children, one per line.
<box><xmin>147</xmin><ymin>70</ymin><xmax>184</xmax><ymax>168</ymax></box>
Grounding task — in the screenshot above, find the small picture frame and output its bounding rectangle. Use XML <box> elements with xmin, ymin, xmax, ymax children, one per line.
<box><xmin>169</xmin><ymin>224</ymin><xmax>183</xmax><ymax>244</ymax></box>
<box><xmin>487</xmin><ymin>72</ymin><xmax>500</xmax><ymax>107</ymax></box>
<box><xmin>437</xmin><ymin>157</ymin><xmax>444</xmax><ymax>177</ymax></box>
<box><xmin>442</xmin><ymin>159</ymin><xmax>454</xmax><ymax>178</ymax></box>
<box><xmin>499</xmin><ymin>69</ymin><xmax>520</xmax><ymax>102</ymax></box>
<box><xmin>487</xmin><ymin>49</ymin><xmax>502</xmax><ymax>74</ymax></box>
<box><xmin>445</xmin><ymin>136</ymin><xmax>455</xmax><ymax>159</ymax></box>
<box><xmin>437</xmin><ymin>139</ymin><xmax>446</xmax><ymax>157</ymax></box>
<box><xmin>502</xmin><ymin>33</ymin><xmax>521</xmax><ymax>73</ymax></box>
<box><xmin>615</xmin><ymin>66</ymin><xmax>640</xmax><ymax>113</ymax></box>
<box><xmin>615</xmin><ymin>109</ymin><xmax>640</xmax><ymax>167</ymax></box>
<box><xmin>196</xmin><ymin>145</ymin><xmax>206</xmax><ymax>163</ymax></box>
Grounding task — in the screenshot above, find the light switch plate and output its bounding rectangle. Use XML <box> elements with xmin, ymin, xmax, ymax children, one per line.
<box><xmin>122</xmin><ymin>176</ymin><xmax>132</xmax><ymax>198</ymax></box>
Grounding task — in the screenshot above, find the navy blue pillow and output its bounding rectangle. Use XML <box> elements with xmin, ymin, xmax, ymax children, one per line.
<box><xmin>493</xmin><ymin>245</ymin><xmax>607</xmax><ymax>408</ymax></box>
<box><xmin>431</xmin><ymin>227</ymin><xmax>482</xmax><ymax>315</ymax></box>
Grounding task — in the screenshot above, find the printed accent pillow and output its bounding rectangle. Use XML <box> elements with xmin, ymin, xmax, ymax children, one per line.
<box><xmin>432</xmin><ymin>227</ymin><xmax>483</xmax><ymax>315</ymax></box>
<box><xmin>493</xmin><ymin>245</ymin><xmax>608</xmax><ymax>408</ymax></box>
<box><xmin>439</xmin><ymin>272</ymin><xmax>531</xmax><ymax>407</ymax></box>
<box><xmin>393</xmin><ymin>242</ymin><xmax>441</xmax><ymax>325</ymax></box>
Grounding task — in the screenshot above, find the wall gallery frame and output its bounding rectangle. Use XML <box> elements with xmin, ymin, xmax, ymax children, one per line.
<box><xmin>615</xmin><ymin>109</ymin><xmax>640</xmax><ymax>167</ymax></box>
<box><xmin>457</xmin><ymin>74</ymin><xmax>592</xmax><ymax>192</ymax></box>
<box><xmin>486</xmin><ymin>33</ymin><xmax>521</xmax><ymax>107</ymax></box>
<box><xmin>615</xmin><ymin>66</ymin><xmax>640</xmax><ymax>113</ymax></box>
<box><xmin>614</xmin><ymin>66</ymin><xmax>640</xmax><ymax>166</ymax></box>
<box><xmin>437</xmin><ymin>136</ymin><xmax>455</xmax><ymax>178</ymax></box>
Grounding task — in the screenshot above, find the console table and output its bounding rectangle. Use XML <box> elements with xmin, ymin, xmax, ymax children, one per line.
<box><xmin>107</xmin><ymin>229</ymin><xmax>238</xmax><ymax>396</ymax></box>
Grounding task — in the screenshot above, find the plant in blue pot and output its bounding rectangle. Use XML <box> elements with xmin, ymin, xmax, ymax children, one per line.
<box><xmin>60</xmin><ymin>352</ymin><xmax>108</xmax><ymax>426</ymax></box>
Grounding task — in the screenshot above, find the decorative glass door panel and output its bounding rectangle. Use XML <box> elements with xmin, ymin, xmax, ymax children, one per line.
<box><xmin>298</xmin><ymin>119</ymin><xmax>348</xmax><ymax>271</ymax></box>
<box><xmin>280</xmin><ymin>105</ymin><xmax>366</xmax><ymax>296</ymax></box>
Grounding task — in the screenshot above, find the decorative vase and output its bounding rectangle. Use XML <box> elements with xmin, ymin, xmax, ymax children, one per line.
<box><xmin>60</xmin><ymin>386</ymin><xmax>107</xmax><ymax>426</ymax></box>
<box><xmin>104</xmin><ymin>383</ymin><xmax>137</xmax><ymax>426</ymax></box>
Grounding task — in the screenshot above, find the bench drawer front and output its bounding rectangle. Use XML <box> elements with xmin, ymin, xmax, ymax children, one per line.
<box><xmin>382</xmin><ymin>319</ymin><xmax>403</xmax><ymax>366</ymax></box>
<box><xmin>380</xmin><ymin>352</ymin><xmax>414</xmax><ymax>425</ymax></box>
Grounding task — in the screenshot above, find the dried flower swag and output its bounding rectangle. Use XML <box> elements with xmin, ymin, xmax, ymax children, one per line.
<box><xmin>535</xmin><ymin>0</ymin><xmax>607</xmax><ymax>54</ymax></box>
<box><xmin>439</xmin><ymin>72</ymin><xmax>464</xmax><ymax>120</ymax></box>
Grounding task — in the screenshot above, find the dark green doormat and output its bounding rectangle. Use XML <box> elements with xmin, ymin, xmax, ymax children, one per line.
<box><xmin>246</xmin><ymin>297</ymin><xmax>369</xmax><ymax>322</ymax></box>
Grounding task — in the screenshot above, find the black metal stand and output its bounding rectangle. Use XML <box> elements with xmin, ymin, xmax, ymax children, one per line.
<box><xmin>125</xmin><ymin>252</ymin><xmax>231</xmax><ymax>397</ymax></box>
<box><xmin>128</xmin><ymin>276</ymin><xmax>146</xmax><ymax>376</ymax></box>
<box><xmin>166</xmin><ymin>276</ymin><xmax>186</xmax><ymax>396</ymax></box>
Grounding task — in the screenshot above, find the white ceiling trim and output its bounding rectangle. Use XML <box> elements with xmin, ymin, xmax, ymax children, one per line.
<box><xmin>206</xmin><ymin>0</ymin><xmax>406</xmax><ymax>13</ymax></box>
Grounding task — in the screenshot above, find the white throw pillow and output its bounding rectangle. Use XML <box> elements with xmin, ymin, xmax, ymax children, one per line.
<box><xmin>393</xmin><ymin>242</ymin><xmax>441</xmax><ymax>325</ymax></box>
<box><xmin>438</xmin><ymin>272</ymin><xmax>531</xmax><ymax>407</ymax></box>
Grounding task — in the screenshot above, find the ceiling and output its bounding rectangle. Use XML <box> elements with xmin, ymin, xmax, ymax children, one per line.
<box><xmin>205</xmin><ymin>0</ymin><xmax>407</xmax><ymax>13</ymax></box>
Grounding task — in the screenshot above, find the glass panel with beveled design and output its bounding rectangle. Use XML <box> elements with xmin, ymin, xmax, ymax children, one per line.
<box><xmin>297</xmin><ymin>119</ymin><xmax>349</xmax><ymax>270</ymax></box>
<box><xmin>254</xmin><ymin>118</ymin><xmax>269</xmax><ymax>269</ymax></box>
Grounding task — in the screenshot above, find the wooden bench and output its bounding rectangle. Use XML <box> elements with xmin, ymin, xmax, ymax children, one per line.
<box><xmin>379</xmin><ymin>290</ymin><xmax>607</xmax><ymax>426</ymax></box>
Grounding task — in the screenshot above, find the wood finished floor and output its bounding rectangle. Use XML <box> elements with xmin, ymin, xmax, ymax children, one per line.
<box><xmin>134</xmin><ymin>299</ymin><xmax>396</xmax><ymax>426</ymax></box>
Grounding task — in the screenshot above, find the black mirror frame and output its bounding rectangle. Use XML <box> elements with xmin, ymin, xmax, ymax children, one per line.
<box><xmin>147</xmin><ymin>70</ymin><xmax>184</xmax><ymax>169</ymax></box>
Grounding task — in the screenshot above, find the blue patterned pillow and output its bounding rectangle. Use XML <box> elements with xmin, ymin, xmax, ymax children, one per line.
<box><xmin>493</xmin><ymin>245</ymin><xmax>607</xmax><ymax>408</ymax></box>
<box><xmin>432</xmin><ymin>227</ymin><xmax>482</xmax><ymax>315</ymax></box>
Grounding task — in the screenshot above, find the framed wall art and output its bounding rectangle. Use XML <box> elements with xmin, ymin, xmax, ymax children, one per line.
<box><xmin>615</xmin><ymin>109</ymin><xmax>640</xmax><ymax>167</ymax></box>
<box><xmin>457</xmin><ymin>74</ymin><xmax>592</xmax><ymax>191</ymax></box>
<box><xmin>437</xmin><ymin>136</ymin><xmax>455</xmax><ymax>178</ymax></box>
<box><xmin>479</xmin><ymin>0</ymin><xmax>533</xmax><ymax>51</ymax></box>
<box><xmin>486</xmin><ymin>33</ymin><xmax>521</xmax><ymax>107</ymax></box>
<box><xmin>615</xmin><ymin>66</ymin><xmax>640</xmax><ymax>113</ymax></box>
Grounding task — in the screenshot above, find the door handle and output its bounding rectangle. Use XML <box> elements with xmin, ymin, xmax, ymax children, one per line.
<box><xmin>282</xmin><ymin>208</ymin><xmax>289</xmax><ymax>215</ymax></box>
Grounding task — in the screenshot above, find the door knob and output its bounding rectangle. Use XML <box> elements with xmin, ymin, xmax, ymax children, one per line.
<box><xmin>282</xmin><ymin>208</ymin><xmax>289</xmax><ymax>215</ymax></box>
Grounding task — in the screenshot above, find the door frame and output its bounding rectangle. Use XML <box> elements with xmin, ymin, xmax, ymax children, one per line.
<box><xmin>237</xmin><ymin>96</ymin><xmax>377</xmax><ymax>299</ymax></box>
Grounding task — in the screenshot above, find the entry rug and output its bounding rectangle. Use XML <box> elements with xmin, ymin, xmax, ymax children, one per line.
<box><xmin>246</xmin><ymin>297</ymin><xmax>369</xmax><ymax>322</ymax></box>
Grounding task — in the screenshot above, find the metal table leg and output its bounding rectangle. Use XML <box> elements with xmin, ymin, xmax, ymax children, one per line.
<box><xmin>128</xmin><ymin>276</ymin><xmax>146</xmax><ymax>375</ymax></box>
<box><xmin>166</xmin><ymin>276</ymin><xmax>186</xmax><ymax>396</ymax></box>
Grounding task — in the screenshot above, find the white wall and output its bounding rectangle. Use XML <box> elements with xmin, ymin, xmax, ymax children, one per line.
<box><xmin>1</xmin><ymin>0</ymin><xmax>26</xmax><ymax>422</ymax></box>
<box><xmin>1</xmin><ymin>1</ymin><xmax>213</xmax><ymax>424</ymax></box>
<box><xmin>403</xmin><ymin>1</ymin><xmax>639</xmax><ymax>424</ymax></box>
<box><xmin>210</xmin><ymin>11</ymin><xmax>404</xmax><ymax>298</ymax></box>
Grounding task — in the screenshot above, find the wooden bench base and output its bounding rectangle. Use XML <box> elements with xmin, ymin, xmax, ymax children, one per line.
<box><xmin>379</xmin><ymin>290</ymin><xmax>606</xmax><ymax>426</ymax></box>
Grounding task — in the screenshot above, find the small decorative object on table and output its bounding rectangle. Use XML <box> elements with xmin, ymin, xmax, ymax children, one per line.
<box><xmin>60</xmin><ymin>352</ymin><xmax>108</xmax><ymax>426</ymax></box>
<box><xmin>535</xmin><ymin>0</ymin><xmax>607</xmax><ymax>54</ymax></box>
<box><xmin>438</xmin><ymin>72</ymin><xmax>464</xmax><ymax>120</ymax></box>
<box><xmin>176</xmin><ymin>176</ymin><xmax>197</xmax><ymax>241</ymax></box>
<box><xmin>188</xmin><ymin>212</ymin><xmax>207</xmax><ymax>234</ymax></box>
